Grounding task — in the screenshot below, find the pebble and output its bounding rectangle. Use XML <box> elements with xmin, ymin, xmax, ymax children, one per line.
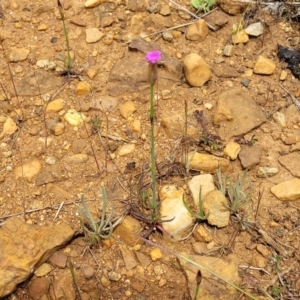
<box><xmin>162</xmin><ymin>31</ymin><xmax>173</xmax><ymax>42</ymax></box>
<box><xmin>14</xmin><ymin>159</ymin><xmax>42</xmax><ymax>180</ymax></box>
<box><xmin>183</xmin><ymin>53</ymin><xmax>212</xmax><ymax>87</ymax></box>
<box><xmin>70</xmin><ymin>16</ymin><xmax>86</xmax><ymax>27</ymax></box>
<box><xmin>160</xmin><ymin>4</ymin><xmax>171</xmax><ymax>16</ymax></box>
<box><xmin>232</xmin><ymin>30</ymin><xmax>249</xmax><ymax>44</ymax></box>
<box><xmin>223</xmin><ymin>44</ymin><xmax>234</xmax><ymax>56</ymax></box>
<box><xmin>273</xmin><ymin>111</ymin><xmax>286</xmax><ymax>127</ymax></box>
<box><xmin>50</xmin><ymin>122</ymin><xmax>65</xmax><ymax>135</ymax></box>
<box><xmin>204</xmin><ymin>103</ymin><xmax>213</xmax><ymax>110</ymax></box>
<box><xmin>118</xmin><ymin>144</ymin><xmax>135</xmax><ymax>156</ymax></box>
<box><xmin>46</xmin><ymin>99</ymin><xmax>65</xmax><ymax>112</ymax></box>
<box><xmin>63</xmin><ymin>154</ymin><xmax>89</xmax><ymax>164</ymax></box>
<box><xmin>119</xmin><ymin>101</ymin><xmax>136</xmax><ymax>119</ymax></box>
<box><xmin>202</xmin><ymin>190</ymin><xmax>230</xmax><ymax>228</ymax></box>
<box><xmin>34</xmin><ymin>263</ymin><xmax>52</xmax><ymax>277</ymax></box>
<box><xmin>257</xmin><ymin>166</ymin><xmax>278</xmax><ymax>178</ymax></box>
<box><xmin>45</xmin><ymin>156</ymin><xmax>56</xmax><ymax>165</ymax></box>
<box><xmin>244</xmin><ymin>22</ymin><xmax>264</xmax><ymax>36</ymax></box>
<box><xmin>271</xmin><ymin>178</ymin><xmax>300</xmax><ymax>201</ymax></box>
<box><xmin>87</xmin><ymin>66</ymin><xmax>98</xmax><ymax>79</ymax></box>
<box><xmin>49</xmin><ymin>252</ymin><xmax>67</xmax><ymax>268</ymax></box>
<box><xmin>85</xmin><ymin>0</ymin><xmax>104</xmax><ymax>8</ymax></box>
<box><xmin>101</xmin><ymin>276</ymin><xmax>110</xmax><ymax>287</ymax></box>
<box><xmin>38</xmin><ymin>24</ymin><xmax>47</xmax><ymax>31</ymax></box>
<box><xmin>109</xmin><ymin>271</ymin><xmax>121</xmax><ymax>281</ymax></box>
<box><xmin>82</xmin><ymin>266</ymin><xmax>95</xmax><ymax>279</ymax></box>
<box><xmin>64</xmin><ymin>109</ymin><xmax>86</xmax><ymax>126</ymax></box>
<box><xmin>76</xmin><ymin>81</ymin><xmax>90</xmax><ymax>95</ymax></box>
<box><xmin>193</xmin><ymin>225</ymin><xmax>213</xmax><ymax>242</ymax></box>
<box><xmin>0</xmin><ymin>117</ymin><xmax>18</xmax><ymax>138</ymax></box>
<box><xmin>241</xmin><ymin>78</ymin><xmax>250</xmax><ymax>87</ymax></box>
<box><xmin>280</xmin><ymin>70</ymin><xmax>288</xmax><ymax>81</ymax></box>
<box><xmin>150</xmin><ymin>248</ymin><xmax>162</xmax><ymax>261</ymax></box>
<box><xmin>9</xmin><ymin>47</ymin><xmax>30</xmax><ymax>62</ymax></box>
<box><xmin>223</xmin><ymin>142</ymin><xmax>241</xmax><ymax>160</ymax></box>
<box><xmin>238</xmin><ymin>146</ymin><xmax>262</xmax><ymax>170</ymax></box>
<box><xmin>253</xmin><ymin>55</ymin><xmax>276</xmax><ymax>75</ymax></box>
<box><xmin>186</xmin><ymin>19</ymin><xmax>209</xmax><ymax>42</ymax></box>
<box><xmin>85</xmin><ymin>28</ymin><xmax>104</xmax><ymax>43</ymax></box>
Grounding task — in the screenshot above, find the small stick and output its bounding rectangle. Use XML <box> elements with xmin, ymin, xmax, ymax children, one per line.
<box><xmin>279</xmin><ymin>83</ymin><xmax>300</xmax><ymax>111</ymax></box>
<box><xmin>53</xmin><ymin>201</ymin><xmax>65</xmax><ymax>220</ymax></box>
<box><xmin>169</xmin><ymin>0</ymin><xmax>216</xmax><ymax>30</ymax></box>
<box><xmin>239</xmin><ymin>265</ymin><xmax>271</xmax><ymax>275</ymax></box>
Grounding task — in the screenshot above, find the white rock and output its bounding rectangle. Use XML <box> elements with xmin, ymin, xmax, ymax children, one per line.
<box><xmin>187</xmin><ymin>174</ymin><xmax>215</xmax><ymax>207</ymax></box>
<box><xmin>160</xmin><ymin>185</ymin><xmax>193</xmax><ymax>240</ymax></box>
<box><xmin>64</xmin><ymin>109</ymin><xmax>86</xmax><ymax>126</ymax></box>
<box><xmin>257</xmin><ymin>167</ymin><xmax>278</xmax><ymax>178</ymax></box>
<box><xmin>273</xmin><ymin>111</ymin><xmax>286</xmax><ymax>127</ymax></box>
<box><xmin>85</xmin><ymin>0</ymin><xmax>104</xmax><ymax>8</ymax></box>
<box><xmin>204</xmin><ymin>103</ymin><xmax>213</xmax><ymax>110</ymax></box>
<box><xmin>244</xmin><ymin>22</ymin><xmax>264</xmax><ymax>36</ymax></box>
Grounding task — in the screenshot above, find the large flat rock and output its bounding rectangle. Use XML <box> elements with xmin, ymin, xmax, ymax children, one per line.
<box><xmin>214</xmin><ymin>88</ymin><xmax>266</xmax><ymax>140</ymax></box>
<box><xmin>0</xmin><ymin>217</ymin><xmax>75</xmax><ymax>298</ymax></box>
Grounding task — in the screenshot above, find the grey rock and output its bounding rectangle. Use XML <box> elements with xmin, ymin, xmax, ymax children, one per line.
<box><xmin>241</xmin><ymin>78</ymin><xmax>250</xmax><ymax>87</ymax></box>
<box><xmin>223</xmin><ymin>44</ymin><xmax>234</xmax><ymax>57</ymax></box>
<box><xmin>244</xmin><ymin>22</ymin><xmax>264</xmax><ymax>37</ymax></box>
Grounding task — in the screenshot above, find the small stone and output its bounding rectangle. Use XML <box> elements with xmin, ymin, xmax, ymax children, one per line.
<box><xmin>256</xmin><ymin>244</ymin><xmax>271</xmax><ymax>258</ymax></box>
<box><xmin>50</xmin><ymin>274</ymin><xmax>75</xmax><ymax>300</ymax></box>
<box><xmin>118</xmin><ymin>144</ymin><xmax>135</xmax><ymax>156</ymax></box>
<box><xmin>253</xmin><ymin>55</ymin><xmax>276</xmax><ymax>75</ymax></box>
<box><xmin>131</xmin><ymin>280</ymin><xmax>146</xmax><ymax>292</ymax></box>
<box><xmin>49</xmin><ymin>251</ymin><xmax>67</xmax><ymax>268</ymax></box>
<box><xmin>188</xmin><ymin>152</ymin><xmax>230</xmax><ymax>173</ymax></box>
<box><xmin>0</xmin><ymin>117</ymin><xmax>18</xmax><ymax>137</ymax></box>
<box><xmin>223</xmin><ymin>44</ymin><xmax>234</xmax><ymax>57</ymax></box>
<box><xmin>14</xmin><ymin>159</ymin><xmax>42</xmax><ymax>180</ymax></box>
<box><xmin>162</xmin><ymin>31</ymin><xmax>173</xmax><ymax>42</ymax></box>
<box><xmin>159</xmin><ymin>278</ymin><xmax>167</xmax><ymax>287</ymax></box>
<box><xmin>76</xmin><ymin>81</ymin><xmax>90</xmax><ymax>95</ymax></box>
<box><xmin>252</xmin><ymin>253</ymin><xmax>268</xmax><ymax>268</ymax></box>
<box><xmin>46</xmin><ymin>99</ymin><xmax>65</xmax><ymax>112</ymax></box>
<box><xmin>159</xmin><ymin>185</ymin><xmax>194</xmax><ymax>240</ymax></box>
<box><xmin>90</xmin><ymin>96</ymin><xmax>118</xmax><ymax>111</ymax></box>
<box><xmin>278</xmin><ymin>152</ymin><xmax>300</xmax><ymax>177</ymax></box>
<box><xmin>150</xmin><ymin>248</ymin><xmax>162</xmax><ymax>261</ymax></box>
<box><xmin>82</xmin><ymin>266</ymin><xmax>95</xmax><ymax>279</ymax></box>
<box><xmin>232</xmin><ymin>30</ymin><xmax>249</xmax><ymax>44</ymax></box>
<box><xmin>101</xmin><ymin>276</ymin><xmax>110</xmax><ymax>287</ymax></box>
<box><xmin>271</xmin><ymin>178</ymin><xmax>300</xmax><ymax>201</ymax></box>
<box><xmin>87</xmin><ymin>66</ymin><xmax>98</xmax><ymax>79</ymax></box>
<box><xmin>183</xmin><ymin>53</ymin><xmax>212</xmax><ymax>87</ymax></box>
<box><xmin>50</xmin><ymin>122</ymin><xmax>65</xmax><ymax>135</ymax></box>
<box><xmin>188</xmin><ymin>174</ymin><xmax>215</xmax><ymax>207</ymax></box>
<box><xmin>244</xmin><ymin>22</ymin><xmax>264</xmax><ymax>36</ymax></box>
<box><xmin>204</xmin><ymin>103</ymin><xmax>213</xmax><ymax>110</ymax></box>
<box><xmin>85</xmin><ymin>28</ymin><xmax>104</xmax><ymax>43</ymax></box>
<box><xmin>193</xmin><ymin>225</ymin><xmax>213</xmax><ymax>242</ymax></box>
<box><xmin>28</xmin><ymin>277</ymin><xmax>51</xmax><ymax>300</ymax></box>
<box><xmin>161</xmin><ymin>90</ymin><xmax>172</xmax><ymax>99</ymax></box>
<box><xmin>273</xmin><ymin>111</ymin><xmax>286</xmax><ymax>127</ymax></box>
<box><xmin>45</xmin><ymin>156</ymin><xmax>56</xmax><ymax>165</ymax></box>
<box><xmin>160</xmin><ymin>4</ymin><xmax>171</xmax><ymax>16</ymax></box>
<box><xmin>34</xmin><ymin>263</ymin><xmax>52</xmax><ymax>277</ymax></box>
<box><xmin>239</xmin><ymin>146</ymin><xmax>262</xmax><ymax>169</ymax></box>
<box><xmin>202</xmin><ymin>190</ymin><xmax>230</xmax><ymax>228</ymax></box>
<box><xmin>70</xmin><ymin>16</ymin><xmax>86</xmax><ymax>27</ymax></box>
<box><xmin>244</xmin><ymin>69</ymin><xmax>253</xmax><ymax>77</ymax></box>
<box><xmin>257</xmin><ymin>167</ymin><xmax>278</xmax><ymax>178</ymax></box>
<box><xmin>9</xmin><ymin>47</ymin><xmax>30</xmax><ymax>62</ymax></box>
<box><xmin>119</xmin><ymin>245</ymin><xmax>138</xmax><ymax>271</ymax></box>
<box><xmin>38</xmin><ymin>24</ymin><xmax>47</xmax><ymax>31</ymax></box>
<box><xmin>129</xmin><ymin>120</ymin><xmax>141</xmax><ymax>133</ymax></box>
<box><xmin>241</xmin><ymin>78</ymin><xmax>250</xmax><ymax>87</ymax></box>
<box><xmin>280</xmin><ymin>70</ymin><xmax>288</xmax><ymax>81</ymax></box>
<box><xmin>109</xmin><ymin>271</ymin><xmax>121</xmax><ymax>281</ymax></box>
<box><xmin>63</xmin><ymin>154</ymin><xmax>89</xmax><ymax>164</ymax></box>
<box><xmin>119</xmin><ymin>101</ymin><xmax>136</xmax><ymax>119</ymax></box>
<box><xmin>85</xmin><ymin>0</ymin><xmax>104</xmax><ymax>8</ymax></box>
<box><xmin>186</xmin><ymin>19</ymin><xmax>209</xmax><ymax>42</ymax></box>
<box><xmin>223</xmin><ymin>142</ymin><xmax>241</xmax><ymax>160</ymax></box>
<box><xmin>64</xmin><ymin>109</ymin><xmax>86</xmax><ymax>126</ymax></box>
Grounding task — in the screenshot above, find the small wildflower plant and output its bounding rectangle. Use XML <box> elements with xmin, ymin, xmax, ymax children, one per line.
<box><xmin>146</xmin><ymin>50</ymin><xmax>161</xmax><ymax>222</ymax></box>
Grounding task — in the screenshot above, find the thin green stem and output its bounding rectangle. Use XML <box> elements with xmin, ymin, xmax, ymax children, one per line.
<box><xmin>61</xmin><ymin>15</ymin><xmax>71</xmax><ymax>71</ymax></box>
<box><xmin>150</xmin><ymin>84</ymin><xmax>157</xmax><ymax>219</ymax></box>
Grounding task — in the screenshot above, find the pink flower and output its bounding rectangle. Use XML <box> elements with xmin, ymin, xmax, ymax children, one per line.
<box><xmin>146</xmin><ymin>50</ymin><xmax>161</xmax><ymax>64</ymax></box>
